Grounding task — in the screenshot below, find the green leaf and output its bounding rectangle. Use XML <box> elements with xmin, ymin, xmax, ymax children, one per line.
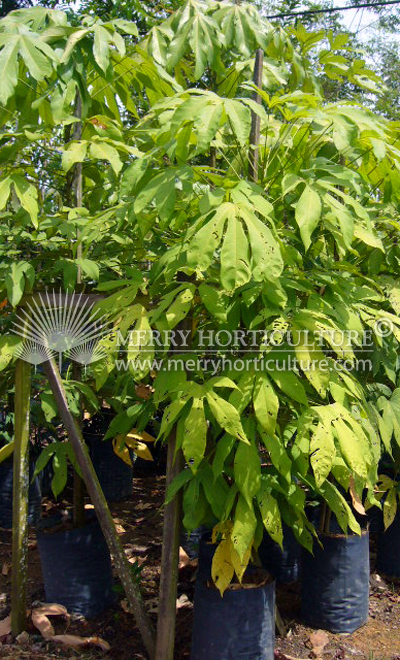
<box><xmin>220</xmin><ymin>217</ymin><xmax>251</xmax><ymax>291</ymax></box>
<box><xmin>213</xmin><ymin>434</ymin><xmax>236</xmax><ymax>480</ymax></box>
<box><xmin>224</xmin><ymin>99</ymin><xmax>251</xmax><ymax>146</ymax></box>
<box><xmin>232</xmin><ymin>494</ymin><xmax>257</xmax><ymax>560</ymax></box>
<box><xmin>5</xmin><ymin>262</ymin><xmax>26</xmax><ymax>307</ymax></box>
<box><xmin>75</xmin><ymin>258</ymin><xmax>99</xmax><ymax>281</ymax></box>
<box><xmin>206</xmin><ymin>390</ymin><xmax>248</xmax><ymax>443</ymax></box>
<box><xmin>62</xmin><ymin>141</ymin><xmax>88</xmax><ymax>172</ymax></box>
<box><xmin>253</xmin><ymin>372</ymin><xmax>279</xmax><ymax>435</ymax></box>
<box><xmin>198</xmin><ymin>284</ymin><xmax>228</xmax><ymax>321</ymax></box>
<box><xmin>93</xmin><ymin>25</ymin><xmax>111</xmax><ymax>72</ymax></box>
<box><xmin>240</xmin><ymin>206</ymin><xmax>283</xmax><ymax>281</ymax></box>
<box><xmin>51</xmin><ymin>448</ymin><xmax>68</xmax><ymax>498</ymax></box>
<box><xmin>194</xmin><ymin>100</ymin><xmax>223</xmax><ymax>152</ymax></box>
<box><xmin>0</xmin><ymin>335</ymin><xmax>21</xmax><ymax>371</ymax></box>
<box><xmin>19</xmin><ymin>34</ymin><xmax>55</xmax><ymax>80</ymax></box>
<box><xmin>0</xmin><ymin>177</ymin><xmax>11</xmax><ymax>210</ymax></box>
<box><xmin>165</xmin><ymin>468</ymin><xmax>193</xmax><ymax>504</ymax></box>
<box><xmin>269</xmin><ymin>369</ymin><xmax>307</xmax><ymax>405</ymax></box>
<box><xmin>90</xmin><ymin>141</ymin><xmax>123</xmax><ymax>174</ymax></box>
<box><xmin>0</xmin><ymin>40</ymin><xmax>19</xmax><ymax>104</ymax></box>
<box><xmin>41</xmin><ymin>392</ymin><xmax>58</xmax><ymax>423</ymax></box>
<box><xmin>183</xmin><ymin>397</ymin><xmax>207</xmax><ymax>471</ymax></box>
<box><xmin>332</xmin><ymin>417</ymin><xmax>368</xmax><ymax>480</ymax></box>
<box><xmin>318</xmin><ymin>478</ymin><xmax>361</xmax><ymax>535</ymax></box>
<box><xmin>295</xmin><ymin>185</ymin><xmax>321</xmax><ymax>251</ymax></box>
<box><xmin>234</xmin><ymin>439</ymin><xmax>261</xmax><ymax>507</ymax></box>
<box><xmin>310</xmin><ymin>423</ymin><xmax>335</xmax><ymax>487</ymax></box>
<box><xmin>158</xmin><ymin>398</ymin><xmax>189</xmax><ymax>439</ymax></box>
<box><xmin>32</xmin><ymin>443</ymin><xmax>57</xmax><ymax>480</ymax></box>
<box><xmin>292</xmin><ymin>329</ymin><xmax>329</xmax><ymax>397</ymax></box>
<box><xmin>325</xmin><ymin>194</ymin><xmax>354</xmax><ymax>248</ymax></box>
<box><xmin>12</xmin><ymin>175</ymin><xmax>38</xmax><ymax>228</ymax></box>
<box><xmin>256</xmin><ymin>481</ymin><xmax>283</xmax><ymax>546</ymax></box>
<box><xmin>134</xmin><ymin>168</ymin><xmax>177</xmax><ymax>222</ymax></box>
<box><xmin>259</xmin><ymin>430</ymin><xmax>292</xmax><ymax>483</ymax></box>
<box><xmin>186</xmin><ymin>203</ymin><xmax>231</xmax><ymax>270</ymax></box>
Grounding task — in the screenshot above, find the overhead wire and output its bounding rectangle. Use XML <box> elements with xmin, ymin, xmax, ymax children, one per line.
<box><xmin>265</xmin><ymin>0</ymin><xmax>400</xmax><ymax>20</ymax></box>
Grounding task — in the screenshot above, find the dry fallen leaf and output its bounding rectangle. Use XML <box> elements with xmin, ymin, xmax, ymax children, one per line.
<box><xmin>135</xmin><ymin>503</ymin><xmax>153</xmax><ymax>511</ymax></box>
<box><xmin>309</xmin><ymin>629</ymin><xmax>330</xmax><ymax>658</ymax></box>
<box><xmin>176</xmin><ymin>594</ymin><xmax>192</xmax><ymax>610</ymax></box>
<box><xmin>146</xmin><ymin>598</ymin><xmax>159</xmax><ymax>614</ymax></box>
<box><xmin>120</xmin><ymin>599</ymin><xmax>132</xmax><ymax>614</ymax></box>
<box><xmin>274</xmin><ymin>652</ymin><xmax>309</xmax><ymax>660</ymax></box>
<box><xmin>179</xmin><ymin>547</ymin><xmax>190</xmax><ymax>568</ymax></box>
<box><xmin>370</xmin><ymin>573</ymin><xmax>388</xmax><ymax>591</ymax></box>
<box><xmin>0</xmin><ymin>615</ymin><xmax>11</xmax><ymax>638</ymax></box>
<box><xmin>1</xmin><ymin>562</ymin><xmax>11</xmax><ymax>576</ymax></box>
<box><xmin>32</xmin><ymin>603</ymin><xmax>70</xmax><ymax>639</ymax></box>
<box><xmin>52</xmin><ymin>634</ymin><xmax>110</xmax><ymax>652</ymax></box>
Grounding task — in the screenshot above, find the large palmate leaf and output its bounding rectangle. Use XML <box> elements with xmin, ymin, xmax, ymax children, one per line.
<box><xmin>186</xmin><ymin>200</ymin><xmax>283</xmax><ymax>291</ymax></box>
<box><xmin>0</xmin><ymin>28</ymin><xmax>57</xmax><ymax>103</ymax></box>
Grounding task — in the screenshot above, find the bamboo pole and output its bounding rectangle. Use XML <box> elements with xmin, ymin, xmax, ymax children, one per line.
<box><xmin>11</xmin><ymin>359</ymin><xmax>31</xmax><ymax>636</ymax></box>
<box><xmin>42</xmin><ymin>358</ymin><xmax>156</xmax><ymax>659</ymax></box>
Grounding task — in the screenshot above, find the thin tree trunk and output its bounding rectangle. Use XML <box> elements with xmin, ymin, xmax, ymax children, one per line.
<box><xmin>155</xmin><ymin>316</ymin><xmax>191</xmax><ymax>660</ymax></box>
<box><xmin>248</xmin><ymin>48</ymin><xmax>264</xmax><ymax>182</ymax></box>
<box><xmin>11</xmin><ymin>359</ymin><xmax>31</xmax><ymax>636</ymax></box>
<box><xmin>71</xmin><ymin>92</ymin><xmax>86</xmax><ymax>528</ymax></box>
<box><xmin>154</xmin><ymin>434</ymin><xmax>184</xmax><ymax>660</ymax></box>
<box><xmin>42</xmin><ymin>358</ymin><xmax>156</xmax><ymax>660</ymax></box>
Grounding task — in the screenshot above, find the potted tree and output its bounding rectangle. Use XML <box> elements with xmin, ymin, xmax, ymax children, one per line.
<box><xmin>0</xmin><ymin>5</ymin><xmax>168</xmax><ymax>622</ymax></box>
<box><xmin>102</xmin><ymin>0</ymin><xmax>400</xmax><ymax>653</ymax></box>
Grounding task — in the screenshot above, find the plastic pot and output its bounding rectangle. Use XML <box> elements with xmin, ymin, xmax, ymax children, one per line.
<box><xmin>258</xmin><ymin>524</ymin><xmax>301</xmax><ymax>584</ymax></box>
<box><xmin>0</xmin><ymin>458</ymin><xmax>41</xmax><ymax>529</ymax></box>
<box><xmin>190</xmin><ymin>536</ymin><xmax>275</xmax><ymax>660</ymax></box>
<box><xmin>37</xmin><ymin>514</ymin><xmax>114</xmax><ymax>618</ymax></box>
<box><xmin>301</xmin><ymin>530</ymin><xmax>369</xmax><ymax>633</ymax></box>
<box><xmin>377</xmin><ymin>510</ymin><xmax>400</xmax><ymax>578</ymax></box>
<box><xmin>86</xmin><ymin>436</ymin><xmax>134</xmax><ymax>502</ymax></box>
<box><xmin>83</xmin><ymin>410</ymin><xmax>134</xmax><ymax>502</ymax></box>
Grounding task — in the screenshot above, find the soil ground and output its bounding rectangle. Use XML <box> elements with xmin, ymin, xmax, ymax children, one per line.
<box><xmin>0</xmin><ymin>475</ymin><xmax>400</xmax><ymax>660</ymax></box>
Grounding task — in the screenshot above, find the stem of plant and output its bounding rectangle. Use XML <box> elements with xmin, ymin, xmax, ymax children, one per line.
<box><xmin>72</xmin><ymin>91</ymin><xmax>86</xmax><ymax>529</ymax></box>
<box><xmin>155</xmin><ymin>431</ymin><xmax>184</xmax><ymax>660</ymax></box>
<box><xmin>11</xmin><ymin>359</ymin><xmax>31</xmax><ymax>636</ymax></box>
<box><xmin>43</xmin><ymin>358</ymin><xmax>156</xmax><ymax>660</ymax></box>
<box><xmin>155</xmin><ymin>315</ymin><xmax>190</xmax><ymax>660</ymax></box>
<box><xmin>248</xmin><ymin>48</ymin><xmax>264</xmax><ymax>182</ymax></box>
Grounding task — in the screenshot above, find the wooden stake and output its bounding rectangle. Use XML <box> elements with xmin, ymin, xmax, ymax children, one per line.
<box><xmin>155</xmin><ymin>433</ymin><xmax>184</xmax><ymax>660</ymax></box>
<box><xmin>42</xmin><ymin>358</ymin><xmax>156</xmax><ymax>660</ymax></box>
<box><xmin>248</xmin><ymin>48</ymin><xmax>264</xmax><ymax>182</ymax></box>
<box><xmin>11</xmin><ymin>359</ymin><xmax>31</xmax><ymax>636</ymax></box>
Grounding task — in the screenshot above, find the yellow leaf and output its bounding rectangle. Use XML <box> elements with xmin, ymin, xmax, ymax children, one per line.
<box><xmin>128</xmin><ymin>428</ymin><xmax>156</xmax><ymax>443</ymax></box>
<box><xmin>211</xmin><ymin>539</ymin><xmax>234</xmax><ymax>596</ymax></box>
<box><xmin>0</xmin><ymin>441</ymin><xmax>14</xmax><ymax>464</ymax></box>
<box><xmin>230</xmin><ymin>542</ymin><xmax>251</xmax><ymax>583</ymax></box>
<box><xmin>112</xmin><ymin>436</ymin><xmax>133</xmax><ymax>466</ymax></box>
<box><xmin>383</xmin><ymin>488</ymin><xmax>398</xmax><ymax>530</ymax></box>
<box><xmin>133</xmin><ymin>441</ymin><xmax>154</xmax><ymax>462</ymax></box>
